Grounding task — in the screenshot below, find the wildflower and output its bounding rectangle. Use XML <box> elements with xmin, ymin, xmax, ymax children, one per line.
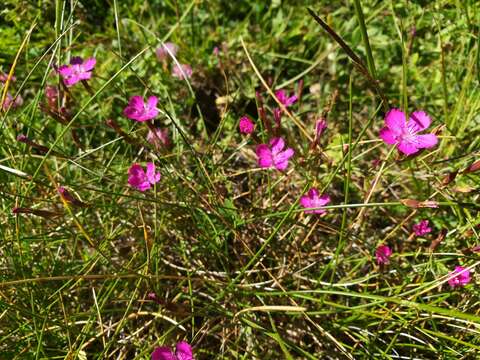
<box><xmin>128</xmin><ymin>162</ymin><xmax>161</xmax><ymax>192</ymax></box>
<box><xmin>256</xmin><ymin>137</ymin><xmax>294</xmax><ymax>171</ymax></box>
<box><xmin>172</xmin><ymin>63</ymin><xmax>192</xmax><ymax>79</ymax></box>
<box><xmin>413</xmin><ymin>220</ymin><xmax>432</xmax><ymax>236</ymax></box>
<box><xmin>379</xmin><ymin>108</ymin><xmax>438</xmax><ymax>155</ymax></box>
<box><xmin>152</xmin><ymin>341</ymin><xmax>194</xmax><ymax>360</ymax></box>
<box><xmin>0</xmin><ymin>72</ymin><xmax>15</xmax><ymax>83</ymax></box>
<box><xmin>123</xmin><ymin>95</ymin><xmax>159</xmax><ymax>122</ymax></box>
<box><xmin>448</xmin><ymin>266</ymin><xmax>471</xmax><ymax>288</ymax></box>
<box><xmin>299</xmin><ymin>188</ymin><xmax>331</xmax><ymax>214</ymax></box>
<box><xmin>239</xmin><ymin>116</ymin><xmax>254</xmax><ymax>134</ymax></box>
<box><xmin>275</xmin><ymin>89</ymin><xmax>297</xmax><ymax>107</ymax></box>
<box><xmin>156</xmin><ymin>42</ymin><xmax>179</xmax><ymax>61</ymax></box>
<box><xmin>57</xmin><ymin>56</ymin><xmax>96</xmax><ymax>87</ymax></box>
<box><xmin>147</xmin><ymin>128</ymin><xmax>171</xmax><ymax>148</ymax></box>
<box><xmin>375</xmin><ymin>244</ymin><xmax>392</xmax><ymax>265</ymax></box>
<box><xmin>2</xmin><ymin>93</ymin><xmax>23</xmax><ymax>111</ymax></box>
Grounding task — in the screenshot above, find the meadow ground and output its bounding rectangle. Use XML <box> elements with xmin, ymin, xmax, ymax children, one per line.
<box><xmin>1</xmin><ymin>0</ymin><xmax>480</xmax><ymax>358</ymax></box>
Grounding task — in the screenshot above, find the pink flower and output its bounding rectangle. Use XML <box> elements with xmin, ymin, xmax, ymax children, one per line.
<box><xmin>239</xmin><ymin>116</ymin><xmax>254</xmax><ymax>134</ymax></box>
<box><xmin>156</xmin><ymin>42</ymin><xmax>179</xmax><ymax>61</ymax></box>
<box><xmin>123</xmin><ymin>96</ymin><xmax>159</xmax><ymax>122</ymax></box>
<box><xmin>275</xmin><ymin>89</ymin><xmax>297</xmax><ymax>107</ymax></box>
<box><xmin>0</xmin><ymin>72</ymin><xmax>15</xmax><ymax>83</ymax></box>
<box><xmin>299</xmin><ymin>188</ymin><xmax>331</xmax><ymax>214</ymax></box>
<box><xmin>379</xmin><ymin>108</ymin><xmax>438</xmax><ymax>155</ymax></box>
<box><xmin>147</xmin><ymin>128</ymin><xmax>171</xmax><ymax>149</ymax></box>
<box><xmin>152</xmin><ymin>341</ymin><xmax>194</xmax><ymax>360</ymax></box>
<box><xmin>57</xmin><ymin>57</ymin><xmax>96</xmax><ymax>87</ymax></box>
<box><xmin>2</xmin><ymin>92</ymin><xmax>23</xmax><ymax>111</ymax></box>
<box><xmin>256</xmin><ymin>137</ymin><xmax>294</xmax><ymax>171</ymax></box>
<box><xmin>412</xmin><ymin>220</ymin><xmax>432</xmax><ymax>236</ymax></box>
<box><xmin>448</xmin><ymin>266</ymin><xmax>471</xmax><ymax>288</ymax></box>
<box><xmin>375</xmin><ymin>245</ymin><xmax>392</xmax><ymax>265</ymax></box>
<box><xmin>128</xmin><ymin>162</ymin><xmax>161</xmax><ymax>192</ymax></box>
<box><xmin>172</xmin><ymin>63</ymin><xmax>192</xmax><ymax>79</ymax></box>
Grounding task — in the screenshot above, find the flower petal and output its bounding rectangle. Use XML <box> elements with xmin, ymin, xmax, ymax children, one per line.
<box><xmin>299</xmin><ymin>195</ymin><xmax>312</xmax><ymax>209</ymax></box>
<box><xmin>146</xmin><ymin>162</ymin><xmax>161</xmax><ymax>184</ymax></box>
<box><xmin>256</xmin><ymin>145</ymin><xmax>273</xmax><ymax>168</ymax></box>
<box><xmin>317</xmin><ymin>194</ymin><xmax>331</xmax><ymax>206</ymax></box>
<box><xmin>385</xmin><ymin>108</ymin><xmax>406</xmax><ymax>134</ymax></box>
<box><xmin>408</xmin><ymin>110</ymin><xmax>431</xmax><ymax>133</ymax></box>
<box><xmin>175</xmin><ymin>341</ymin><xmax>194</xmax><ymax>360</ymax></box>
<box><xmin>273</xmin><ymin>148</ymin><xmax>294</xmax><ymax>171</ymax></box>
<box><xmin>412</xmin><ymin>134</ymin><xmax>438</xmax><ymax>149</ymax></box>
<box><xmin>82</xmin><ymin>57</ymin><xmax>96</xmax><ymax>71</ymax></box>
<box><xmin>129</xmin><ymin>95</ymin><xmax>144</xmax><ymax>108</ymax></box>
<box><xmin>379</xmin><ymin>127</ymin><xmax>397</xmax><ymax>145</ymax></box>
<box><xmin>269</xmin><ymin>137</ymin><xmax>285</xmax><ymax>155</ymax></box>
<box><xmin>151</xmin><ymin>347</ymin><xmax>176</xmax><ymax>360</ymax></box>
<box><xmin>57</xmin><ymin>65</ymin><xmax>73</xmax><ymax>77</ymax></box>
<box><xmin>397</xmin><ymin>140</ymin><xmax>419</xmax><ymax>155</ymax></box>
<box><xmin>147</xmin><ymin>96</ymin><xmax>158</xmax><ymax>109</ymax></box>
<box><xmin>308</xmin><ymin>188</ymin><xmax>319</xmax><ymax>198</ymax></box>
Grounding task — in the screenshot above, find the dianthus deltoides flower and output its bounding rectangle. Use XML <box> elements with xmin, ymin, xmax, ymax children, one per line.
<box><xmin>57</xmin><ymin>56</ymin><xmax>96</xmax><ymax>87</ymax></box>
<box><xmin>128</xmin><ymin>162</ymin><xmax>161</xmax><ymax>192</ymax></box>
<box><xmin>448</xmin><ymin>266</ymin><xmax>471</xmax><ymax>288</ymax></box>
<box><xmin>413</xmin><ymin>220</ymin><xmax>432</xmax><ymax>236</ymax></box>
<box><xmin>151</xmin><ymin>341</ymin><xmax>194</xmax><ymax>360</ymax></box>
<box><xmin>156</xmin><ymin>42</ymin><xmax>179</xmax><ymax>61</ymax></box>
<box><xmin>299</xmin><ymin>188</ymin><xmax>330</xmax><ymax>214</ymax></box>
<box><xmin>379</xmin><ymin>108</ymin><xmax>438</xmax><ymax>155</ymax></box>
<box><xmin>275</xmin><ymin>89</ymin><xmax>297</xmax><ymax>107</ymax></box>
<box><xmin>375</xmin><ymin>244</ymin><xmax>392</xmax><ymax>265</ymax></box>
<box><xmin>256</xmin><ymin>137</ymin><xmax>294</xmax><ymax>171</ymax></box>
<box><xmin>239</xmin><ymin>116</ymin><xmax>254</xmax><ymax>134</ymax></box>
<box><xmin>123</xmin><ymin>96</ymin><xmax>159</xmax><ymax>121</ymax></box>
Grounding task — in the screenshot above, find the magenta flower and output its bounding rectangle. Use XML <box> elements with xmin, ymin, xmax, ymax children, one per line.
<box><xmin>57</xmin><ymin>57</ymin><xmax>96</xmax><ymax>87</ymax></box>
<box><xmin>239</xmin><ymin>116</ymin><xmax>254</xmax><ymax>134</ymax></box>
<box><xmin>172</xmin><ymin>63</ymin><xmax>193</xmax><ymax>79</ymax></box>
<box><xmin>299</xmin><ymin>188</ymin><xmax>331</xmax><ymax>214</ymax></box>
<box><xmin>412</xmin><ymin>220</ymin><xmax>432</xmax><ymax>236</ymax></box>
<box><xmin>275</xmin><ymin>89</ymin><xmax>297</xmax><ymax>107</ymax></box>
<box><xmin>128</xmin><ymin>162</ymin><xmax>161</xmax><ymax>192</ymax></box>
<box><xmin>147</xmin><ymin>128</ymin><xmax>171</xmax><ymax>149</ymax></box>
<box><xmin>152</xmin><ymin>341</ymin><xmax>194</xmax><ymax>360</ymax></box>
<box><xmin>156</xmin><ymin>42</ymin><xmax>179</xmax><ymax>61</ymax></box>
<box><xmin>375</xmin><ymin>244</ymin><xmax>392</xmax><ymax>265</ymax></box>
<box><xmin>315</xmin><ymin>118</ymin><xmax>327</xmax><ymax>139</ymax></box>
<box><xmin>123</xmin><ymin>96</ymin><xmax>159</xmax><ymax>122</ymax></box>
<box><xmin>256</xmin><ymin>137</ymin><xmax>294</xmax><ymax>171</ymax></box>
<box><xmin>448</xmin><ymin>266</ymin><xmax>471</xmax><ymax>288</ymax></box>
<box><xmin>379</xmin><ymin>108</ymin><xmax>438</xmax><ymax>155</ymax></box>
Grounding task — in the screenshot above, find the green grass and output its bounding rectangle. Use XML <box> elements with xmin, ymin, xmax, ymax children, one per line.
<box><xmin>1</xmin><ymin>0</ymin><xmax>480</xmax><ymax>358</ymax></box>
